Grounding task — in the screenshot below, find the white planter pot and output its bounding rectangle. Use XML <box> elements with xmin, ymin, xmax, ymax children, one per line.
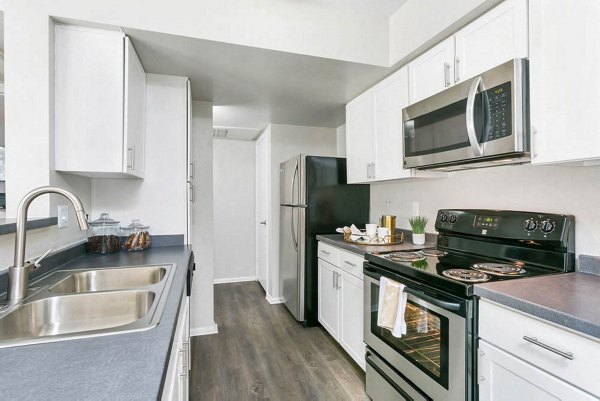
<box><xmin>412</xmin><ymin>233</ymin><xmax>425</xmax><ymax>245</ymax></box>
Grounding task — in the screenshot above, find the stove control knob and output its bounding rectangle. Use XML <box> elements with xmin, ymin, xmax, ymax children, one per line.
<box><xmin>449</xmin><ymin>215</ymin><xmax>457</xmax><ymax>223</ymax></box>
<box><xmin>440</xmin><ymin>214</ymin><xmax>448</xmax><ymax>223</ymax></box>
<box><xmin>541</xmin><ymin>220</ymin><xmax>556</xmax><ymax>234</ymax></box>
<box><xmin>524</xmin><ymin>219</ymin><xmax>537</xmax><ymax>231</ymax></box>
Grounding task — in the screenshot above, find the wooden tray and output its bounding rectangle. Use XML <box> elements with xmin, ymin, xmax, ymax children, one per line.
<box><xmin>343</xmin><ymin>232</ymin><xmax>404</xmax><ymax>246</ymax></box>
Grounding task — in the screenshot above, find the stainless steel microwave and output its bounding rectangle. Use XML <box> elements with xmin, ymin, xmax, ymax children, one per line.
<box><xmin>403</xmin><ymin>58</ymin><xmax>529</xmax><ymax>171</ymax></box>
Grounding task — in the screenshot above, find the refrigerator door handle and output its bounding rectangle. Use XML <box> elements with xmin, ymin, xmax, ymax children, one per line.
<box><xmin>291</xmin><ymin>161</ymin><xmax>298</xmax><ymax>205</ymax></box>
<box><xmin>291</xmin><ymin>207</ymin><xmax>298</xmax><ymax>251</ymax></box>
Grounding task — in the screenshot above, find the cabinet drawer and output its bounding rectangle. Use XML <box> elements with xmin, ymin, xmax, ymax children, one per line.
<box><xmin>479</xmin><ymin>299</ymin><xmax>600</xmax><ymax>397</ymax></box>
<box><xmin>318</xmin><ymin>242</ymin><xmax>339</xmax><ymax>266</ymax></box>
<box><xmin>339</xmin><ymin>250</ymin><xmax>364</xmax><ymax>279</ymax></box>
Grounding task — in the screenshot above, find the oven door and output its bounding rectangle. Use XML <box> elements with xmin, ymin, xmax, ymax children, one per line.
<box><xmin>364</xmin><ymin>264</ymin><xmax>470</xmax><ymax>401</ymax></box>
<box><xmin>403</xmin><ymin>58</ymin><xmax>528</xmax><ymax>170</ymax></box>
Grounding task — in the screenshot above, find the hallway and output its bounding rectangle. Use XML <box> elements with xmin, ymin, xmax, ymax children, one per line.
<box><xmin>191</xmin><ymin>282</ymin><xmax>369</xmax><ymax>400</ymax></box>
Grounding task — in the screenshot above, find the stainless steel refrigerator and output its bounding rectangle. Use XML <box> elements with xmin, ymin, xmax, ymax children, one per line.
<box><xmin>279</xmin><ymin>155</ymin><xmax>369</xmax><ymax>326</ymax></box>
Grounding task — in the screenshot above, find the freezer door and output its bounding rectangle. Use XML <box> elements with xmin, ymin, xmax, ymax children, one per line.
<box><xmin>280</xmin><ymin>155</ymin><xmax>305</xmax><ymax>206</ymax></box>
<box><xmin>280</xmin><ymin>205</ymin><xmax>305</xmax><ymax>321</ymax></box>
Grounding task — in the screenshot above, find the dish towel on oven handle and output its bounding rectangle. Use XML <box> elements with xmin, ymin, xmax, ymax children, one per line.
<box><xmin>377</xmin><ymin>276</ymin><xmax>408</xmax><ymax>338</ymax></box>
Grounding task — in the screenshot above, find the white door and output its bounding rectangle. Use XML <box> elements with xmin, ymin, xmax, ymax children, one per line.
<box><xmin>478</xmin><ymin>340</ymin><xmax>597</xmax><ymax>401</ymax></box>
<box><xmin>338</xmin><ymin>270</ymin><xmax>365</xmax><ymax>370</ymax></box>
<box><xmin>124</xmin><ymin>37</ymin><xmax>146</xmax><ymax>178</ymax></box>
<box><xmin>372</xmin><ymin>66</ymin><xmax>411</xmax><ymax>181</ymax></box>
<box><xmin>345</xmin><ymin>91</ymin><xmax>373</xmax><ymax>183</ymax></box>
<box><xmin>408</xmin><ymin>36</ymin><xmax>455</xmax><ymax>104</ymax></box>
<box><xmin>318</xmin><ymin>259</ymin><xmax>339</xmax><ymax>339</ymax></box>
<box><xmin>454</xmin><ymin>0</ymin><xmax>528</xmax><ymax>83</ymax></box>
<box><xmin>255</xmin><ymin>134</ymin><xmax>269</xmax><ymax>291</ymax></box>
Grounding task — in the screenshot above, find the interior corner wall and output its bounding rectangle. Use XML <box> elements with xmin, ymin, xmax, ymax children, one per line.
<box><xmin>213</xmin><ymin>139</ymin><xmax>256</xmax><ymax>282</ymax></box>
<box><xmin>190</xmin><ymin>100</ymin><xmax>215</xmax><ymax>333</ymax></box>
<box><xmin>268</xmin><ymin>124</ymin><xmax>337</xmax><ymax>298</ymax></box>
<box><xmin>91</xmin><ymin>74</ymin><xmax>188</xmax><ymax>235</ymax></box>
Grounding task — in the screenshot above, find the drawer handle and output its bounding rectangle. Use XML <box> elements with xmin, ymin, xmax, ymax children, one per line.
<box><xmin>321</xmin><ymin>250</ymin><xmax>330</xmax><ymax>255</ymax></box>
<box><xmin>344</xmin><ymin>260</ymin><xmax>357</xmax><ymax>267</ymax></box>
<box><xmin>523</xmin><ymin>336</ymin><xmax>574</xmax><ymax>360</ymax></box>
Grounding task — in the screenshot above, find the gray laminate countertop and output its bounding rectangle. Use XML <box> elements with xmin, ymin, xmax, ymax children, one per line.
<box><xmin>316</xmin><ymin>232</ymin><xmax>437</xmax><ymax>256</ymax></box>
<box><xmin>474</xmin><ymin>272</ymin><xmax>600</xmax><ymax>339</ymax></box>
<box><xmin>0</xmin><ymin>245</ymin><xmax>193</xmax><ymax>401</ymax></box>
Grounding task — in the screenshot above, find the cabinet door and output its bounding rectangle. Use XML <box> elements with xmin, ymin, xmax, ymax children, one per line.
<box><xmin>529</xmin><ymin>0</ymin><xmax>600</xmax><ymax>165</ymax></box>
<box><xmin>124</xmin><ymin>37</ymin><xmax>146</xmax><ymax>178</ymax></box>
<box><xmin>179</xmin><ymin>297</ymin><xmax>190</xmax><ymax>401</ymax></box>
<box><xmin>318</xmin><ymin>259</ymin><xmax>339</xmax><ymax>339</ymax></box>
<box><xmin>454</xmin><ymin>0</ymin><xmax>528</xmax><ymax>83</ymax></box>
<box><xmin>345</xmin><ymin>91</ymin><xmax>373</xmax><ymax>183</ymax></box>
<box><xmin>408</xmin><ymin>37</ymin><xmax>455</xmax><ymax>104</ymax></box>
<box><xmin>339</xmin><ymin>270</ymin><xmax>365</xmax><ymax>370</ymax></box>
<box><xmin>55</xmin><ymin>25</ymin><xmax>124</xmax><ymax>174</ymax></box>
<box><xmin>478</xmin><ymin>340</ymin><xmax>597</xmax><ymax>401</ymax></box>
<box><xmin>372</xmin><ymin>66</ymin><xmax>412</xmax><ymax>181</ymax></box>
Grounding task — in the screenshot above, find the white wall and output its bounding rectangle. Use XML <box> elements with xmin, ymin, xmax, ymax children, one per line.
<box><xmin>190</xmin><ymin>100</ymin><xmax>216</xmax><ymax>333</ymax></box>
<box><xmin>91</xmin><ymin>74</ymin><xmax>188</xmax><ymax>236</ymax></box>
<box><xmin>213</xmin><ymin>139</ymin><xmax>256</xmax><ymax>282</ymax></box>
<box><xmin>370</xmin><ymin>164</ymin><xmax>600</xmax><ymax>258</ymax></box>
<box><xmin>267</xmin><ymin>123</ymin><xmax>337</xmax><ymax>299</ymax></box>
<box><xmin>336</xmin><ymin>124</ymin><xmax>346</xmax><ymax>157</ymax></box>
<box><xmin>389</xmin><ymin>0</ymin><xmax>501</xmax><ymax>65</ymax></box>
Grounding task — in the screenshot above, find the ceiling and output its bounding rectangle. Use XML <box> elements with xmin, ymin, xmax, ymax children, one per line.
<box><xmin>123</xmin><ymin>28</ymin><xmax>393</xmax><ymax>134</ymax></box>
<box><xmin>301</xmin><ymin>0</ymin><xmax>407</xmax><ymax>17</ymax></box>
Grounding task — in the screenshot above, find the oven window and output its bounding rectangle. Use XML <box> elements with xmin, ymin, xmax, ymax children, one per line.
<box><xmin>404</xmin><ymin>95</ymin><xmax>485</xmax><ymax>157</ymax></box>
<box><xmin>370</xmin><ymin>283</ymin><xmax>450</xmax><ymax>388</ymax></box>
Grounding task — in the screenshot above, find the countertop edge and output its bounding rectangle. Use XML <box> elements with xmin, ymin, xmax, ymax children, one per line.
<box><xmin>474</xmin><ymin>284</ymin><xmax>600</xmax><ymax>339</ymax></box>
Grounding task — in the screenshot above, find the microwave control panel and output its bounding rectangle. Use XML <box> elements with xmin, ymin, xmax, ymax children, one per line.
<box><xmin>484</xmin><ymin>82</ymin><xmax>512</xmax><ymax>142</ymax></box>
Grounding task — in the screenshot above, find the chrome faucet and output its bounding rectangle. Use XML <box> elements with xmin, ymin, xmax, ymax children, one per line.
<box><xmin>6</xmin><ymin>186</ymin><xmax>89</xmax><ymax>301</ymax></box>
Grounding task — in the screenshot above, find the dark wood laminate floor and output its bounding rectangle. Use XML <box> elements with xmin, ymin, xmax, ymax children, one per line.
<box><xmin>191</xmin><ymin>281</ymin><xmax>369</xmax><ymax>401</ymax></box>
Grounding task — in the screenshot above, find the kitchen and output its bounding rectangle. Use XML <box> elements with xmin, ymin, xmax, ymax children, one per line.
<box><xmin>0</xmin><ymin>0</ymin><xmax>599</xmax><ymax>400</ymax></box>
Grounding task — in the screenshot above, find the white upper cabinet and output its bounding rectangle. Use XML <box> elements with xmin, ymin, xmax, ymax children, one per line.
<box><xmin>55</xmin><ymin>25</ymin><xmax>146</xmax><ymax>178</ymax></box>
<box><xmin>529</xmin><ymin>0</ymin><xmax>600</xmax><ymax>165</ymax></box>
<box><xmin>345</xmin><ymin>91</ymin><xmax>373</xmax><ymax>184</ymax></box>
<box><xmin>408</xmin><ymin>0</ymin><xmax>528</xmax><ymax>105</ymax></box>
<box><xmin>454</xmin><ymin>0</ymin><xmax>528</xmax><ymax>83</ymax></box>
<box><xmin>408</xmin><ymin>37</ymin><xmax>455</xmax><ymax>104</ymax></box>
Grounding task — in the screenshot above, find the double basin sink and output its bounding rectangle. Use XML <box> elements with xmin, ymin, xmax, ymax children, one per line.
<box><xmin>0</xmin><ymin>264</ymin><xmax>175</xmax><ymax>348</ymax></box>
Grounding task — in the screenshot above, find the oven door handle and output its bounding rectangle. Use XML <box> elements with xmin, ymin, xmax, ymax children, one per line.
<box><xmin>466</xmin><ymin>75</ymin><xmax>484</xmax><ymax>157</ymax></box>
<box><xmin>364</xmin><ymin>266</ymin><xmax>462</xmax><ymax>312</ymax></box>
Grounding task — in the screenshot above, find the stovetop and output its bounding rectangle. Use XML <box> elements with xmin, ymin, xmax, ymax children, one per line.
<box><xmin>365</xmin><ymin>247</ymin><xmax>559</xmax><ymax>297</ymax></box>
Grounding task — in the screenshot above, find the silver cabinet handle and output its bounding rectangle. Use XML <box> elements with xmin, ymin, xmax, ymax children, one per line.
<box><xmin>321</xmin><ymin>250</ymin><xmax>330</xmax><ymax>255</ymax></box>
<box><xmin>344</xmin><ymin>260</ymin><xmax>357</xmax><ymax>267</ymax></box>
<box><xmin>132</xmin><ymin>146</ymin><xmax>136</xmax><ymax>171</ymax></box>
<box><xmin>523</xmin><ymin>336</ymin><xmax>574</xmax><ymax>360</ymax></box>
<box><xmin>366</xmin><ymin>163</ymin><xmax>371</xmax><ymax>179</ymax></box>
<box><xmin>454</xmin><ymin>57</ymin><xmax>460</xmax><ymax>83</ymax></box>
<box><xmin>189</xmin><ymin>162</ymin><xmax>195</xmax><ymax>179</ymax></box>
<box><xmin>127</xmin><ymin>147</ymin><xmax>134</xmax><ymax>169</ymax></box>
<box><xmin>188</xmin><ymin>181</ymin><xmax>195</xmax><ymax>203</ymax></box>
<box><xmin>332</xmin><ymin>270</ymin><xmax>336</xmax><ymax>288</ymax></box>
<box><xmin>466</xmin><ymin>76</ymin><xmax>484</xmax><ymax>157</ymax></box>
<box><xmin>336</xmin><ymin>272</ymin><xmax>341</xmax><ymax>289</ymax></box>
<box><xmin>444</xmin><ymin>62</ymin><xmax>451</xmax><ymax>87</ymax></box>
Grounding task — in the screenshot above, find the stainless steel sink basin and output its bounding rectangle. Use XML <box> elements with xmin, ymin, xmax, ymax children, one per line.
<box><xmin>0</xmin><ymin>291</ymin><xmax>155</xmax><ymax>341</ymax></box>
<box><xmin>0</xmin><ymin>264</ymin><xmax>174</xmax><ymax>348</ymax></box>
<box><xmin>49</xmin><ymin>266</ymin><xmax>167</xmax><ymax>293</ymax></box>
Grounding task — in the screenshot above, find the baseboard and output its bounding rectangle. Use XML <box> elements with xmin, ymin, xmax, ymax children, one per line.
<box><xmin>190</xmin><ymin>323</ymin><xmax>219</xmax><ymax>337</ymax></box>
<box><xmin>266</xmin><ymin>294</ymin><xmax>285</xmax><ymax>304</ymax></box>
<box><xmin>213</xmin><ymin>276</ymin><xmax>256</xmax><ymax>284</ymax></box>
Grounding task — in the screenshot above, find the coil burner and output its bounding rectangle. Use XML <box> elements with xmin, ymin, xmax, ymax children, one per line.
<box><xmin>442</xmin><ymin>269</ymin><xmax>490</xmax><ymax>283</ymax></box>
<box><xmin>419</xmin><ymin>248</ymin><xmax>448</xmax><ymax>257</ymax></box>
<box><xmin>471</xmin><ymin>263</ymin><xmax>527</xmax><ymax>277</ymax></box>
<box><xmin>385</xmin><ymin>252</ymin><xmax>426</xmax><ymax>263</ymax></box>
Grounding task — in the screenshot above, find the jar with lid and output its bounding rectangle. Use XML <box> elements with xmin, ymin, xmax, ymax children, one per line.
<box><xmin>121</xmin><ymin>219</ymin><xmax>152</xmax><ymax>252</ymax></box>
<box><xmin>87</xmin><ymin>213</ymin><xmax>121</xmax><ymax>254</ymax></box>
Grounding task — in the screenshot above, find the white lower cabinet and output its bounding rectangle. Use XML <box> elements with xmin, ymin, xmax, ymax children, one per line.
<box><xmin>162</xmin><ymin>293</ymin><xmax>190</xmax><ymax>401</ymax></box>
<box><xmin>317</xmin><ymin>242</ymin><xmax>365</xmax><ymax>370</ymax></box>
<box><xmin>478</xmin><ymin>299</ymin><xmax>600</xmax><ymax>400</ymax></box>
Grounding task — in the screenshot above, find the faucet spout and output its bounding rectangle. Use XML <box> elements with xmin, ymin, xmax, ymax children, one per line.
<box><xmin>7</xmin><ymin>186</ymin><xmax>88</xmax><ymax>301</ymax></box>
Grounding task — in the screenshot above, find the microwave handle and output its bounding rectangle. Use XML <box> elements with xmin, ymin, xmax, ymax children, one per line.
<box><xmin>466</xmin><ymin>76</ymin><xmax>484</xmax><ymax>157</ymax></box>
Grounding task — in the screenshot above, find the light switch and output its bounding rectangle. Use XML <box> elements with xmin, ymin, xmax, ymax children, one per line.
<box><xmin>58</xmin><ymin>205</ymin><xmax>69</xmax><ymax>229</ymax></box>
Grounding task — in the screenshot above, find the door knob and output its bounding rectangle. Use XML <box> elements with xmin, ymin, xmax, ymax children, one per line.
<box><xmin>260</xmin><ymin>220</ymin><xmax>267</xmax><ymax>225</ymax></box>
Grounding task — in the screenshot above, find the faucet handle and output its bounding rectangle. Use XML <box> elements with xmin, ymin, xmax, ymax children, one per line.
<box><xmin>27</xmin><ymin>248</ymin><xmax>54</xmax><ymax>271</ymax></box>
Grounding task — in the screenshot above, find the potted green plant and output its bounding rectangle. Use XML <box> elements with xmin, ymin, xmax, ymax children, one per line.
<box><xmin>408</xmin><ymin>216</ymin><xmax>428</xmax><ymax>245</ymax></box>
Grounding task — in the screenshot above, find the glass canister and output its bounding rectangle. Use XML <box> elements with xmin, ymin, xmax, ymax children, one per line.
<box><xmin>121</xmin><ymin>219</ymin><xmax>152</xmax><ymax>252</ymax></box>
<box><xmin>87</xmin><ymin>213</ymin><xmax>121</xmax><ymax>254</ymax></box>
